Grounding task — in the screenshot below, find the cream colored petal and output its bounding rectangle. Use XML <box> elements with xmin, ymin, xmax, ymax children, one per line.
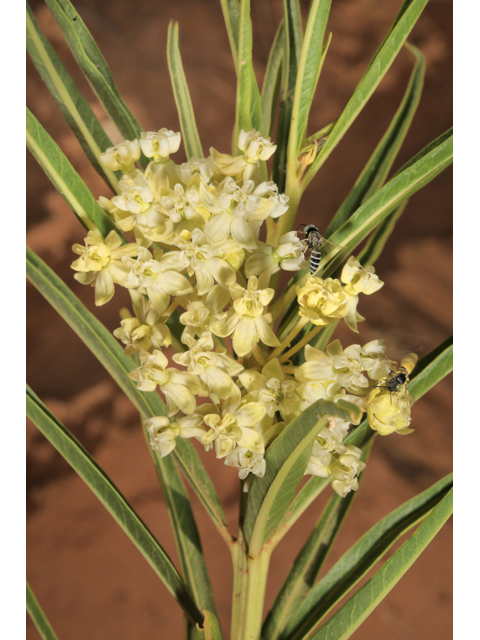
<box><xmin>235</xmin><ymin>402</ymin><xmax>266</xmax><ymax>427</ymax></box>
<box><xmin>211</xmin><ymin>308</ymin><xmax>240</xmax><ymax>338</ymax></box>
<box><xmin>232</xmin><ymin>317</ymin><xmax>256</xmax><ymax>356</ymax></box>
<box><xmin>147</xmin><ymin>287</ymin><xmax>170</xmax><ymax>315</ymax></box>
<box><xmin>164</xmin><ymin>382</ymin><xmax>196</xmax><ymax>415</ymax></box>
<box><xmin>205</xmin><ymin>212</ymin><xmax>232</xmax><ymax>246</ymax></box>
<box><xmin>255</xmin><ymin>317</ymin><xmax>280</xmax><ymax>348</ymax></box>
<box><xmin>94</xmin><ymin>270</ymin><xmax>115</xmax><ymax>306</ymax></box>
<box><xmin>238</xmin><ymin>427</ymin><xmax>265</xmax><ymax>454</ymax></box>
<box><xmin>231</xmin><ymin>217</ymin><xmax>257</xmax><ymax>250</ymax></box>
<box><xmin>205</xmin><ymin>257</ymin><xmax>236</xmax><ymax>289</ymax></box>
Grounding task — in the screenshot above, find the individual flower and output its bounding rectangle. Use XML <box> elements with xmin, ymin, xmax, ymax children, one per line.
<box><xmin>360</xmin><ymin>339</ymin><xmax>391</xmax><ymax>381</ymax></box>
<box><xmin>128</xmin><ymin>350</ymin><xmax>205</xmax><ymax>416</ymax></box>
<box><xmin>99</xmin><ymin>139</ymin><xmax>141</xmax><ymax>174</ymax></box>
<box><xmin>159</xmin><ymin>182</ymin><xmax>208</xmax><ymax>228</ymax></box>
<box><xmin>71</xmin><ymin>230</ymin><xmax>137</xmax><ymax>306</ymax></box>
<box><xmin>328</xmin><ymin>445</ymin><xmax>366</xmax><ymax>497</ymax></box>
<box><xmin>173</xmin><ymin>332</ymin><xmax>243</xmax><ymax>400</ymax></box>
<box><xmin>174</xmin><ymin>229</ymin><xmax>236</xmax><ymax>295</ymax></box>
<box><xmin>211</xmin><ymin>276</ymin><xmax>280</xmax><ymax>357</ymax></box>
<box><xmin>210</xmin><ymin>129</ymin><xmax>277</xmax><ymax>183</ymax></box>
<box><xmin>340</xmin><ymin>257</ymin><xmax>384</xmax><ymax>332</ymax></box>
<box><xmin>122</xmin><ymin>246</ymin><xmax>193</xmax><ymax>314</ymax></box>
<box><xmin>245</xmin><ymin>231</ymin><xmax>308</xmax><ymax>287</ymax></box>
<box><xmin>113</xmin><ymin>291</ymin><xmax>171</xmax><ymax>355</ymax></box>
<box><xmin>175</xmin><ymin>157</ymin><xmax>215</xmax><ymax>185</ymax></box>
<box><xmin>179</xmin><ymin>286</ymin><xmax>231</xmax><ymax>339</ymax></box>
<box><xmin>366</xmin><ymin>387</ymin><xmax>415</xmax><ymax>436</ymax></box>
<box><xmin>201</xmin><ymin>398</ymin><xmax>266</xmax><ymax>458</ymax></box>
<box><xmin>326</xmin><ymin>340</ymin><xmax>371</xmax><ymax>394</ymax></box>
<box><xmin>140</xmin><ymin>129</ymin><xmax>181</xmax><ymax>161</ymax></box>
<box><xmin>305</xmin><ymin>421</ymin><xmax>348</xmax><ymax>477</ymax></box>
<box><xmin>239</xmin><ymin>359</ymin><xmax>301</xmax><ymax>420</ymax></box>
<box><xmin>296</xmin><ymin>276</ymin><xmax>350</xmax><ymax>327</ymax></box>
<box><xmin>144</xmin><ymin>414</ymin><xmax>206</xmax><ymax>458</ymax></box>
<box><xmin>224</xmin><ymin>446</ymin><xmax>266</xmax><ymax>481</ymax></box>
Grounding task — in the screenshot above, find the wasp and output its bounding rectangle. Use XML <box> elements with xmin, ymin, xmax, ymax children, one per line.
<box><xmin>377</xmin><ymin>353</ymin><xmax>418</xmax><ymax>397</ymax></box>
<box><xmin>297</xmin><ymin>224</ymin><xmax>337</xmax><ymax>275</ymax></box>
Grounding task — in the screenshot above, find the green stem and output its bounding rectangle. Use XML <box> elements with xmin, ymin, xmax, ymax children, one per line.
<box><xmin>231</xmin><ymin>535</ymin><xmax>249</xmax><ymax>640</ymax></box>
<box><xmin>279</xmin><ymin>323</ymin><xmax>322</xmax><ymax>363</ymax></box>
<box><xmin>242</xmin><ymin>550</ymin><xmax>272</xmax><ymax>640</ymax></box>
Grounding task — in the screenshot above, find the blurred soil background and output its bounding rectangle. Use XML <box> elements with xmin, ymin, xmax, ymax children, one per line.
<box><xmin>26</xmin><ymin>0</ymin><xmax>452</xmax><ymax>638</ymax></box>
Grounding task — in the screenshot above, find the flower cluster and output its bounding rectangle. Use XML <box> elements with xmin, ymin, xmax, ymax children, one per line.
<box><xmin>71</xmin><ymin>128</ymin><xmax>415</xmax><ymax>497</ymax></box>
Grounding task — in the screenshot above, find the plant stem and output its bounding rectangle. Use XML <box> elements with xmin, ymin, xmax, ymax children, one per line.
<box><xmin>231</xmin><ymin>534</ymin><xmax>248</xmax><ymax>640</ymax></box>
<box><xmin>241</xmin><ymin>550</ymin><xmax>272</xmax><ymax>640</ymax></box>
<box><xmin>279</xmin><ymin>324</ymin><xmax>322</xmax><ymax>363</ymax></box>
<box><xmin>268</xmin><ymin>316</ymin><xmax>308</xmax><ymax>361</ymax></box>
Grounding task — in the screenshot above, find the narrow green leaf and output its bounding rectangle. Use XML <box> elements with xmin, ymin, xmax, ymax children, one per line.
<box><xmin>26</xmin><ymin>582</ymin><xmax>59</xmax><ymax>640</ymax></box>
<box><xmin>263</xmin><ymin>443</ymin><xmax>372</xmax><ymax>640</ymax></box>
<box><xmin>357</xmin><ymin>200</ymin><xmax>408</xmax><ymax>267</ymax></box>
<box><xmin>326</xmin><ymin>43</ymin><xmax>425</xmax><ymax>236</ymax></box>
<box><xmin>43</xmin><ymin>0</ymin><xmax>145</xmax><ymax>156</ymax></box>
<box><xmin>303</xmin><ymin>485</ymin><xmax>453</xmax><ymax>640</ymax></box>
<box><xmin>288</xmin><ymin>0</ymin><xmax>332</xmax><ymax>160</ymax></box>
<box><xmin>26</xmin><ymin>387</ymin><xmax>204</xmax><ymax>626</ymax></box>
<box><xmin>143</xmin><ymin>428</ymin><xmax>220</xmax><ymax>627</ymax></box>
<box><xmin>234</xmin><ymin>0</ymin><xmax>264</xmax><ymax>145</ymax></box>
<box><xmin>303</xmin><ymin>0</ymin><xmax>429</xmax><ymax>192</ymax></box>
<box><xmin>261</xmin><ymin>21</ymin><xmax>284</xmax><ymax>137</ymax></box>
<box><xmin>272</xmin><ymin>0</ymin><xmax>303</xmax><ymax>191</ymax></box>
<box><xmin>408</xmin><ymin>336</ymin><xmax>453</xmax><ymax>401</ymax></box>
<box><xmin>26</xmin><ymin>108</ymin><xmax>121</xmax><ymax>239</ymax></box>
<box><xmin>26</xmin><ymin>247</ymin><xmax>232</xmax><ymax>545</ymax></box>
<box><xmin>268</xmin><ymin>337</ymin><xmax>453</xmax><ymax>547</ymax></box>
<box><xmin>244</xmin><ymin>399</ymin><xmax>362</xmax><ymax>549</ymax></box>
<box><xmin>26</xmin><ymin>3</ymin><xmax>120</xmax><ymax>193</ymax></box>
<box><xmin>167</xmin><ymin>22</ymin><xmax>203</xmax><ymax>159</ymax></box>
<box><xmin>219</xmin><ymin>0</ymin><xmax>241</xmax><ymax>66</ymax></box>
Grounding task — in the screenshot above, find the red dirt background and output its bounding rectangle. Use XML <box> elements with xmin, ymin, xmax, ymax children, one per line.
<box><xmin>26</xmin><ymin>0</ymin><xmax>453</xmax><ymax>638</ymax></box>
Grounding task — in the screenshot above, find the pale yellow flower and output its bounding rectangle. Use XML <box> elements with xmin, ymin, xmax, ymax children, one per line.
<box><xmin>140</xmin><ymin>129</ymin><xmax>181</xmax><ymax>161</ymax></box>
<box><xmin>328</xmin><ymin>445</ymin><xmax>366</xmax><ymax>497</ymax></box>
<box><xmin>366</xmin><ymin>387</ymin><xmax>415</xmax><ymax>436</ymax></box>
<box><xmin>201</xmin><ymin>398</ymin><xmax>266</xmax><ymax>458</ymax></box>
<box><xmin>340</xmin><ymin>257</ymin><xmax>384</xmax><ymax>332</ymax></box>
<box><xmin>179</xmin><ymin>286</ymin><xmax>231</xmax><ymax>340</ymax></box>
<box><xmin>224</xmin><ymin>446</ymin><xmax>266</xmax><ymax>481</ymax></box>
<box><xmin>211</xmin><ymin>276</ymin><xmax>280</xmax><ymax>357</ymax></box>
<box><xmin>122</xmin><ymin>246</ymin><xmax>193</xmax><ymax>315</ymax></box>
<box><xmin>128</xmin><ymin>349</ymin><xmax>205</xmax><ymax>416</ymax></box>
<box><xmin>144</xmin><ymin>414</ymin><xmax>206</xmax><ymax>458</ymax></box>
<box><xmin>296</xmin><ymin>276</ymin><xmax>350</xmax><ymax>327</ymax></box>
<box><xmin>245</xmin><ymin>231</ymin><xmax>307</xmax><ymax>287</ymax></box>
<box><xmin>99</xmin><ymin>139</ymin><xmax>140</xmax><ymax>174</ymax></box>
<box><xmin>173</xmin><ymin>332</ymin><xmax>243</xmax><ymax>400</ymax></box>
<box><xmin>113</xmin><ymin>291</ymin><xmax>171</xmax><ymax>354</ymax></box>
<box><xmin>71</xmin><ymin>230</ymin><xmax>137</xmax><ymax>306</ymax></box>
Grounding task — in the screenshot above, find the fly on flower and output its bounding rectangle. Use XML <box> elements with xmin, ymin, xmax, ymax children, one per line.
<box><xmin>297</xmin><ymin>223</ymin><xmax>340</xmax><ymax>275</ymax></box>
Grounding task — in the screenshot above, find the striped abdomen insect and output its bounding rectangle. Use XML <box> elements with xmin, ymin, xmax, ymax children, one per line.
<box><xmin>380</xmin><ymin>353</ymin><xmax>418</xmax><ymax>395</ymax></box>
<box><xmin>299</xmin><ymin>224</ymin><xmax>327</xmax><ymax>274</ymax></box>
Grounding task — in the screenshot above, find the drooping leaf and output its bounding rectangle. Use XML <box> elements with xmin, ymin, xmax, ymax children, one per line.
<box><xmin>302</xmin><ymin>485</ymin><xmax>453</xmax><ymax>640</ymax></box>
<box><xmin>303</xmin><ymin>0</ymin><xmax>429</xmax><ymax>192</ymax></box>
<box><xmin>167</xmin><ymin>21</ymin><xmax>203</xmax><ymax>159</ymax></box>
<box><xmin>326</xmin><ymin>43</ymin><xmax>425</xmax><ymax>235</ymax></box>
<box><xmin>244</xmin><ymin>399</ymin><xmax>362</xmax><ymax>550</ymax></box>
<box><xmin>27</xmin><ymin>387</ymin><xmax>204</xmax><ymax>626</ymax></box>
<box><xmin>261</xmin><ymin>21</ymin><xmax>284</xmax><ymax>137</ymax></box>
<box><xmin>357</xmin><ymin>200</ymin><xmax>408</xmax><ymax>267</ymax></box>
<box><xmin>26</xmin><ymin>3</ymin><xmax>120</xmax><ymax>193</ymax></box>
<box><xmin>26</xmin><ymin>582</ymin><xmax>59</xmax><ymax>640</ymax></box>
<box><xmin>26</xmin><ymin>108</ymin><xmax>121</xmax><ymax>239</ymax></box>
<box><xmin>26</xmin><ymin>247</ymin><xmax>232</xmax><ymax>546</ymax></box>
<box><xmin>44</xmin><ymin>0</ymin><xmax>146</xmax><ymax>162</ymax></box>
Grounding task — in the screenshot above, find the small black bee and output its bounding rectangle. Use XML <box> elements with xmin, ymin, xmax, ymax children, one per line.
<box><xmin>298</xmin><ymin>224</ymin><xmax>334</xmax><ymax>275</ymax></box>
<box><xmin>377</xmin><ymin>353</ymin><xmax>418</xmax><ymax>398</ymax></box>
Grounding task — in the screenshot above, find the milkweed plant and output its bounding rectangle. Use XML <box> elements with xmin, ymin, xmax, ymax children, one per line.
<box><xmin>26</xmin><ymin>1</ymin><xmax>453</xmax><ymax>639</ymax></box>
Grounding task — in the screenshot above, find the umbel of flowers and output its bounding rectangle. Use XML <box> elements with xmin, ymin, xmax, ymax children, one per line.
<box><xmin>71</xmin><ymin>128</ymin><xmax>416</xmax><ymax>496</ymax></box>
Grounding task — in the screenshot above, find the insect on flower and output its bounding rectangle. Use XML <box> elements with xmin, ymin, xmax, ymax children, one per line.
<box><xmin>377</xmin><ymin>352</ymin><xmax>419</xmax><ymax>398</ymax></box>
<box><xmin>297</xmin><ymin>223</ymin><xmax>339</xmax><ymax>275</ymax></box>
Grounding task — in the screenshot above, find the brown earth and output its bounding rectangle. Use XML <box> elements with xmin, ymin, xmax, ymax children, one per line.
<box><xmin>26</xmin><ymin>0</ymin><xmax>453</xmax><ymax>638</ymax></box>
